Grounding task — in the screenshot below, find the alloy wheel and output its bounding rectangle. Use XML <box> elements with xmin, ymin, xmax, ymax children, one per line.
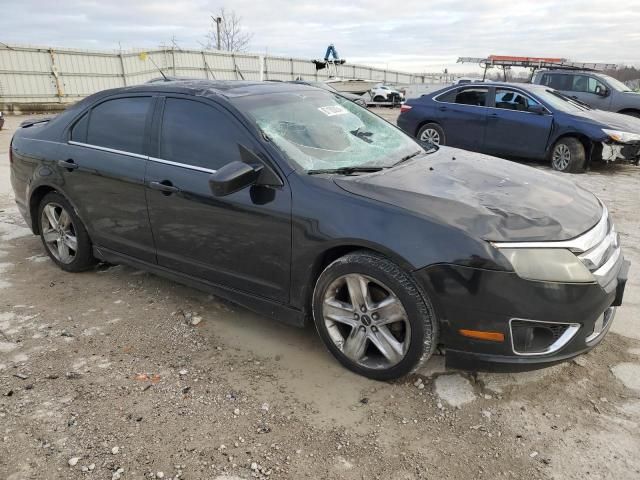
<box><xmin>420</xmin><ymin>128</ymin><xmax>441</xmax><ymax>145</ymax></box>
<box><xmin>321</xmin><ymin>273</ymin><xmax>411</xmax><ymax>369</ymax></box>
<box><xmin>40</xmin><ymin>202</ymin><xmax>78</xmax><ymax>264</ymax></box>
<box><xmin>552</xmin><ymin>144</ymin><xmax>571</xmax><ymax>170</ymax></box>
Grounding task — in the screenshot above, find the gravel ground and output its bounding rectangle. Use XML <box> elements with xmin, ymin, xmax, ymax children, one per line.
<box><xmin>1</xmin><ymin>112</ymin><xmax>639</xmax><ymax>480</ymax></box>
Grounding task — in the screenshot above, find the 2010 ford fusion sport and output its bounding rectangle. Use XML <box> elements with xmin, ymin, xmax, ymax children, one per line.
<box><xmin>10</xmin><ymin>80</ymin><xmax>629</xmax><ymax>380</ymax></box>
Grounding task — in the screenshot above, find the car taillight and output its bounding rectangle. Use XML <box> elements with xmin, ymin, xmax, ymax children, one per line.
<box><xmin>9</xmin><ymin>139</ymin><xmax>14</xmax><ymax>164</ymax></box>
<box><xmin>400</xmin><ymin>105</ymin><xmax>412</xmax><ymax>113</ymax></box>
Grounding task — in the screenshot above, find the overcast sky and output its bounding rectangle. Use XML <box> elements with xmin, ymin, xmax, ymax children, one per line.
<box><xmin>2</xmin><ymin>0</ymin><xmax>640</xmax><ymax>73</ymax></box>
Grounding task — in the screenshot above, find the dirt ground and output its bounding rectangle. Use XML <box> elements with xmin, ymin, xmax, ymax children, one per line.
<box><xmin>1</xmin><ymin>111</ymin><xmax>639</xmax><ymax>480</ymax></box>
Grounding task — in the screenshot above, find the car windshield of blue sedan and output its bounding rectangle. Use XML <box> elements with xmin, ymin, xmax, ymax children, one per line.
<box><xmin>233</xmin><ymin>91</ymin><xmax>422</xmax><ymax>171</ymax></box>
<box><xmin>535</xmin><ymin>88</ymin><xmax>592</xmax><ymax>113</ymax></box>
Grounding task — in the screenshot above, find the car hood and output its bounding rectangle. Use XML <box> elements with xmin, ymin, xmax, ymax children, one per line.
<box><xmin>334</xmin><ymin>148</ymin><xmax>602</xmax><ymax>242</ymax></box>
<box><xmin>570</xmin><ymin>108</ymin><xmax>640</xmax><ymax>132</ymax></box>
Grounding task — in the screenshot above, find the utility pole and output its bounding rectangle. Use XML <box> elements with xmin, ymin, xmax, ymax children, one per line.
<box><xmin>213</xmin><ymin>16</ymin><xmax>222</xmax><ymax>50</ymax></box>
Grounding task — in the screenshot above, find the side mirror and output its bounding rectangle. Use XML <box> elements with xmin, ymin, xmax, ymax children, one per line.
<box><xmin>209</xmin><ymin>161</ymin><xmax>263</xmax><ymax>196</ymax></box>
<box><xmin>528</xmin><ymin>104</ymin><xmax>546</xmax><ymax>115</ymax></box>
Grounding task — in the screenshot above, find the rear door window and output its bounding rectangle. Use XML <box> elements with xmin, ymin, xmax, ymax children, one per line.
<box><xmin>159</xmin><ymin>98</ymin><xmax>252</xmax><ymax>171</ymax></box>
<box><xmin>86</xmin><ymin>97</ymin><xmax>152</xmax><ymax>155</ymax></box>
<box><xmin>541</xmin><ymin>73</ymin><xmax>572</xmax><ymax>91</ymax></box>
<box><xmin>438</xmin><ymin>87</ymin><xmax>488</xmax><ymax>106</ymax></box>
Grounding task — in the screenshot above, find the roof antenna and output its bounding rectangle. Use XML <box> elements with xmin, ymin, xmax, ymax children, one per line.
<box><xmin>147</xmin><ymin>54</ymin><xmax>168</xmax><ymax>81</ymax></box>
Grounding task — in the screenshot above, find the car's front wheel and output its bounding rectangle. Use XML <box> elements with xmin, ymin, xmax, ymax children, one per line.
<box><xmin>417</xmin><ymin>123</ymin><xmax>445</xmax><ymax>146</ymax></box>
<box><xmin>551</xmin><ymin>137</ymin><xmax>586</xmax><ymax>173</ymax></box>
<box><xmin>38</xmin><ymin>192</ymin><xmax>96</xmax><ymax>272</ymax></box>
<box><xmin>312</xmin><ymin>251</ymin><xmax>438</xmax><ymax>380</ymax></box>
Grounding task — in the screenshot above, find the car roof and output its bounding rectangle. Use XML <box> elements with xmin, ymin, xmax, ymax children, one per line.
<box><xmin>448</xmin><ymin>82</ymin><xmax>550</xmax><ymax>93</ymax></box>
<box><xmin>97</xmin><ymin>79</ymin><xmax>319</xmax><ymax>100</ymax></box>
<box><xmin>536</xmin><ymin>69</ymin><xmax>604</xmax><ymax>76</ymax></box>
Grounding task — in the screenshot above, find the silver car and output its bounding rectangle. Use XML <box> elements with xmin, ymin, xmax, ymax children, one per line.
<box><xmin>532</xmin><ymin>70</ymin><xmax>640</xmax><ymax>118</ymax></box>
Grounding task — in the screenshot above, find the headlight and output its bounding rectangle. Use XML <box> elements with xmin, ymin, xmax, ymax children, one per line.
<box><xmin>499</xmin><ymin>248</ymin><xmax>595</xmax><ymax>283</ymax></box>
<box><xmin>602</xmin><ymin>129</ymin><xmax>640</xmax><ymax>143</ymax></box>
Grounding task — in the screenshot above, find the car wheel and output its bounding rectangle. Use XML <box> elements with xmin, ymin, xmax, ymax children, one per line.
<box><xmin>417</xmin><ymin>123</ymin><xmax>445</xmax><ymax>146</ymax></box>
<box><xmin>373</xmin><ymin>95</ymin><xmax>386</xmax><ymax>102</ymax></box>
<box><xmin>312</xmin><ymin>251</ymin><xmax>438</xmax><ymax>380</ymax></box>
<box><xmin>38</xmin><ymin>192</ymin><xmax>96</xmax><ymax>272</ymax></box>
<box><xmin>551</xmin><ymin>138</ymin><xmax>586</xmax><ymax>173</ymax></box>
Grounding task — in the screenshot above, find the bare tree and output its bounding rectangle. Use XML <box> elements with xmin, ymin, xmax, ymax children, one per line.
<box><xmin>204</xmin><ymin>8</ymin><xmax>252</xmax><ymax>52</ymax></box>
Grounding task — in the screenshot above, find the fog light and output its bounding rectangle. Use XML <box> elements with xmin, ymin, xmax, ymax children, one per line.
<box><xmin>509</xmin><ymin>319</ymin><xmax>580</xmax><ymax>356</ymax></box>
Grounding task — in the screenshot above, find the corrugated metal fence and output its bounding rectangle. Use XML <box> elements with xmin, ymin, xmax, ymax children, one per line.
<box><xmin>0</xmin><ymin>44</ymin><xmax>451</xmax><ymax>108</ymax></box>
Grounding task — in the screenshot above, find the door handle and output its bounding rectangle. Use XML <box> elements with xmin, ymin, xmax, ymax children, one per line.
<box><xmin>488</xmin><ymin>113</ymin><xmax>499</xmax><ymax>119</ymax></box>
<box><xmin>149</xmin><ymin>180</ymin><xmax>180</xmax><ymax>195</ymax></box>
<box><xmin>58</xmin><ymin>159</ymin><xmax>79</xmax><ymax>170</ymax></box>
<box><xmin>438</xmin><ymin>106</ymin><xmax>448</xmax><ymax>112</ymax></box>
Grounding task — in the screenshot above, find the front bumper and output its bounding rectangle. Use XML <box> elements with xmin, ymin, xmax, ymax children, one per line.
<box><xmin>601</xmin><ymin>141</ymin><xmax>640</xmax><ymax>164</ymax></box>
<box><xmin>413</xmin><ymin>257</ymin><xmax>629</xmax><ymax>372</ymax></box>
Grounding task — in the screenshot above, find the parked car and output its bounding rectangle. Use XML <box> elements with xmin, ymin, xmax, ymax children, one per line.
<box><xmin>398</xmin><ymin>82</ymin><xmax>640</xmax><ymax>172</ymax></box>
<box><xmin>370</xmin><ymin>84</ymin><xmax>404</xmax><ymax>103</ymax></box>
<box><xmin>10</xmin><ymin>81</ymin><xmax>628</xmax><ymax>379</ymax></box>
<box><xmin>532</xmin><ymin>70</ymin><xmax>640</xmax><ymax>118</ymax></box>
<box><xmin>289</xmin><ymin>80</ymin><xmax>367</xmax><ymax>107</ymax></box>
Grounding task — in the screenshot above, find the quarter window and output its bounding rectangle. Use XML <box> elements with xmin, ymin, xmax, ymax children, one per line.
<box><xmin>160</xmin><ymin>98</ymin><xmax>252</xmax><ymax>170</ymax></box>
<box><xmin>86</xmin><ymin>97</ymin><xmax>151</xmax><ymax>154</ymax></box>
<box><xmin>494</xmin><ymin>89</ymin><xmax>541</xmax><ymax>112</ymax></box>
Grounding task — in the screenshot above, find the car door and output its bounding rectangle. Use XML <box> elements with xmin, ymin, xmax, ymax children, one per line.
<box><xmin>566</xmin><ymin>74</ymin><xmax>613</xmax><ymax>110</ymax></box>
<box><xmin>483</xmin><ymin>87</ymin><xmax>553</xmax><ymax>159</ymax></box>
<box><xmin>145</xmin><ymin>96</ymin><xmax>292</xmax><ymax>302</ymax></box>
<box><xmin>64</xmin><ymin>95</ymin><xmax>156</xmax><ymax>263</ymax></box>
<box><xmin>434</xmin><ymin>86</ymin><xmax>489</xmax><ymax>151</ymax></box>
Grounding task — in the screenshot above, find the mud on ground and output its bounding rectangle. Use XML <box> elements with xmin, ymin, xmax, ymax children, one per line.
<box><xmin>1</xmin><ymin>114</ymin><xmax>639</xmax><ymax>480</ymax></box>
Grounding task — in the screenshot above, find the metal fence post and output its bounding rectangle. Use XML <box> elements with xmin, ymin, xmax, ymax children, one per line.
<box><xmin>48</xmin><ymin>48</ymin><xmax>64</xmax><ymax>102</ymax></box>
<box><xmin>118</xmin><ymin>53</ymin><xmax>127</xmax><ymax>86</ymax></box>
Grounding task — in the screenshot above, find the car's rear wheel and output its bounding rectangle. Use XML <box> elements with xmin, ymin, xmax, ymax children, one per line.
<box><xmin>38</xmin><ymin>192</ymin><xmax>96</xmax><ymax>272</ymax></box>
<box><xmin>551</xmin><ymin>137</ymin><xmax>586</xmax><ymax>173</ymax></box>
<box><xmin>312</xmin><ymin>251</ymin><xmax>438</xmax><ymax>380</ymax></box>
<box><xmin>417</xmin><ymin>123</ymin><xmax>445</xmax><ymax>146</ymax></box>
<box><xmin>373</xmin><ymin>95</ymin><xmax>386</xmax><ymax>102</ymax></box>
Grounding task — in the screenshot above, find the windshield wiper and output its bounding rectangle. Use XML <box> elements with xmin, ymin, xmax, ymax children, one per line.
<box><xmin>392</xmin><ymin>150</ymin><xmax>424</xmax><ymax>167</ymax></box>
<box><xmin>307</xmin><ymin>166</ymin><xmax>384</xmax><ymax>175</ymax></box>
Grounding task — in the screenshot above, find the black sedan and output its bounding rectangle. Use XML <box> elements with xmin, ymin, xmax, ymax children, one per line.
<box><xmin>398</xmin><ymin>82</ymin><xmax>640</xmax><ymax>172</ymax></box>
<box><xmin>10</xmin><ymin>80</ymin><xmax>628</xmax><ymax>379</ymax></box>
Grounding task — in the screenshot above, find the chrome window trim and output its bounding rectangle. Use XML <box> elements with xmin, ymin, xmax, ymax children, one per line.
<box><xmin>68</xmin><ymin>141</ymin><xmax>218</xmax><ymax>174</ymax></box>
<box><xmin>68</xmin><ymin>141</ymin><xmax>147</xmax><ymax>160</ymax></box>
<box><xmin>433</xmin><ymin>85</ymin><xmax>552</xmax><ymax>115</ymax></box>
<box><xmin>509</xmin><ymin>318</ymin><xmax>581</xmax><ymax>357</ymax></box>
<box><xmin>492</xmin><ymin>204</ymin><xmax>608</xmax><ymax>253</ymax></box>
<box><xmin>147</xmin><ymin>156</ymin><xmax>217</xmax><ymax>174</ymax></box>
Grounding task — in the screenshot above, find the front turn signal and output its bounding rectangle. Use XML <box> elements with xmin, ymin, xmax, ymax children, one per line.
<box><xmin>459</xmin><ymin>329</ymin><xmax>505</xmax><ymax>342</ymax></box>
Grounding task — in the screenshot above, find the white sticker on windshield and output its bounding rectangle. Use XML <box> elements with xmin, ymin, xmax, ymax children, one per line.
<box><xmin>318</xmin><ymin>105</ymin><xmax>349</xmax><ymax>116</ymax></box>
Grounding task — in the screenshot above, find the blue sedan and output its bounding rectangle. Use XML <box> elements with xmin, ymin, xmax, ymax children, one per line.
<box><xmin>397</xmin><ymin>82</ymin><xmax>640</xmax><ymax>172</ymax></box>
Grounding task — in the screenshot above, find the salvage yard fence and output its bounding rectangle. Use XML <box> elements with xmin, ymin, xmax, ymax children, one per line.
<box><xmin>0</xmin><ymin>44</ymin><xmax>452</xmax><ymax>110</ymax></box>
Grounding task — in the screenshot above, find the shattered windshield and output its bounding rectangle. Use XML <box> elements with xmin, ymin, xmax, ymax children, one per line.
<box><xmin>232</xmin><ymin>91</ymin><xmax>422</xmax><ymax>171</ymax></box>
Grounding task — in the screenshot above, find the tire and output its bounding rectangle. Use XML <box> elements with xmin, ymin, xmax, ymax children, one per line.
<box><xmin>312</xmin><ymin>251</ymin><xmax>438</xmax><ymax>381</ymax></box>
<box><xmin>550</xmin><ymin>137</ymin><xmax>586</xmax><ymax>173</ymax></box>
<box><xmin>38</xmin><ymin>192</ymin><xmax>96</xmax><ymax>272</ymax></box>
<box><xmin>417</xmin><ymin>123</ymin><xmax>445</xmax><ymax>146</ymax></box>
<box><xmin>373</xmin><ymin>95</ymin><xmax>386</xmax><ymax>102</ymax></box>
